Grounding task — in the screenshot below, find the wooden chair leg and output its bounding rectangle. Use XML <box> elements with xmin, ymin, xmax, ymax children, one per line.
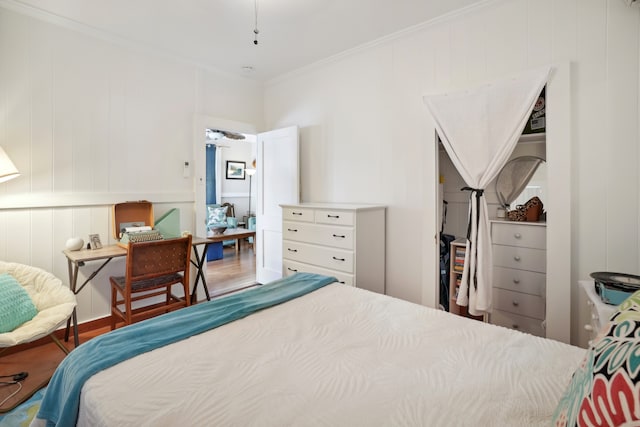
<box><xmin>50</xmin><ymin>333</ymin><xmax>70</xmax><ymax>355</ymax></box>
<box><xmin>110</xmin><ymin>285</ymin><xmax>117</xmax><ymax>330</ymax></box>
<box><xmin>125</xmin><ymin>293</ymin><xmax>132</xmax><ymax>326</ymax></box>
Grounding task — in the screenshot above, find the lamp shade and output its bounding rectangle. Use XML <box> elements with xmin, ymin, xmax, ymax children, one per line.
<box><xmin>0</xmin><ymin>147</ymin><xmax>19</xmax><ymax>183</ymax></box>
<box><xmin>245</xmin><ymin>168</ymin><xmax>256</xmax><ymax>176</ymax></box>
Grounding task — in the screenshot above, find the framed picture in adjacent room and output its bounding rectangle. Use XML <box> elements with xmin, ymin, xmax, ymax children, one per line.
<box><xmin>226</xmin><ymin>161</ymin><xmax>246</xmax><ymax>180</ymax></box>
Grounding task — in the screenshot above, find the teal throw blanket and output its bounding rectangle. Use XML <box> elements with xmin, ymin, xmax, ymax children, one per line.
<box><xmin>36</xmin><ymin>272</ymin><xmax>336</xmax><ymax>427</ymax></box>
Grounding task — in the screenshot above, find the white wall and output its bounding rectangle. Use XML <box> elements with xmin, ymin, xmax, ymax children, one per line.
<box><xmin>0</xmin><ymin>7</ymin><xmax>263</xmax><ymax>325</ymax></box>
<box><xmin>264</xmin><ymin>0</ymin><xmax>640</xmax><ymax>346</ymax></box>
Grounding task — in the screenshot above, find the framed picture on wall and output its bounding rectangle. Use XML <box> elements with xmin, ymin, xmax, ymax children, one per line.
<box><xmin>226</xmin><ymin>161</ymin><xmax>246</xmax><ymax>180</ymax></box>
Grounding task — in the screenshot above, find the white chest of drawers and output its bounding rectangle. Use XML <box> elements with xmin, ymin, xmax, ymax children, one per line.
<box><xmin>280</xmin><ymin>203</ymin><xmax>386</xmax><ymax>294</ymax></box>
<box><xmin>490</xmin><ymin>220</ymin><xmax>547</xmax><ymax>337</ymax></box>
<box><xmin>579</xmin><ymin>280</ymin><xmax>617</xmax><ymax>346</ymax></box>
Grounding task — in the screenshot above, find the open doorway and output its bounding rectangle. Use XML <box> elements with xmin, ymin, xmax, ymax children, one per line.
<box><xmin>192</xmin><ymin>115</ymin><xmax>259</xmax><ymax>299</ymax></box>
<box><xmin>203</xmin><ymin>128</ymin><xmax>257</xmax><ymax>297</ymax></box>
<box><xmin>193</xmin><ymin>116</ymin><xmax>300</xmax><ymax>299</ymax></box>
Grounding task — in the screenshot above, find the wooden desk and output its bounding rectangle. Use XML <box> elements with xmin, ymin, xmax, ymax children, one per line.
<box><xmin>62</xmin><ymin>245</ymin><xmax>128</xmax><ymax>347</ymax></box>
<box><xmin>190</xmin><ymin>228</ymin><xmax>257</xmax><ymax>303</ymax></box>
<box><xmin>62</xmin><ymin>230</ymin><xmax>256</xmax><ymax>346</ymax></box>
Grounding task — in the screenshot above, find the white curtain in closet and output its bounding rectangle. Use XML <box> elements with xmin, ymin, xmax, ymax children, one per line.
<box><xmin>423</xmin><ymin>66</ymin><xmax>551</xmax><ymax>316</ymax></box>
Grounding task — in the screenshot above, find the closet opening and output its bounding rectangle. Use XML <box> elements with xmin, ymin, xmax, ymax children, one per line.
<box><xmin>435</xmin><ymin>86</ymin><xmax>548</xmax><ymax>334</ymax></box>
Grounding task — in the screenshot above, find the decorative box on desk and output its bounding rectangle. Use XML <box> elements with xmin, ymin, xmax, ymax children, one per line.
<box><xmin>280</xmin><ymin>203</ymin><xmax>386</xmax><ymax>294</ymax></box>
<box><xmin>112</xmin><ymin>201</ymin><xmax>160</xmax><ymax>247</ymax></box>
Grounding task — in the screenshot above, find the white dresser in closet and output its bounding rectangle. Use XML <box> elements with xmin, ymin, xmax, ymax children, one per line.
<box><xmin>490</xmin><ymin>220</ymin><xmax>547</xmax><ymax>337</ymax></box>
<box><xmin>280</xmin><ymin>203</ymin><xmax>386</xmax><ymax>294</ymax></box>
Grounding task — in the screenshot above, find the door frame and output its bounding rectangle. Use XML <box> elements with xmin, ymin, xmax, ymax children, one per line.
<box><xmin>192</xmin><ymin>114</ymin><xmax>257</xmax><ymax>238</ymax></box>
<box><xmin>427</xmin><ymin>63</ymin><xmax>572</xmax><ymax>344</ymax></box>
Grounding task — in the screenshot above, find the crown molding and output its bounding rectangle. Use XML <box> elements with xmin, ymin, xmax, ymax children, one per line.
<box><xmin>0</xmin><ymin>0</ymin><xmax>260</xmax><ymax>84</ymax></box>
<box><xmin>267</xmin><ymin>0</ymin><xmax>504</xmax><ymax>87</ymax></box>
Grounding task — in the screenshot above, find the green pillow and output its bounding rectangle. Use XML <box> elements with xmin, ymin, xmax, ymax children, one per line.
<box><xmin>0</xmin><ymin>273</ymin><xmax>38</xmax><ymax>333</ymax></box>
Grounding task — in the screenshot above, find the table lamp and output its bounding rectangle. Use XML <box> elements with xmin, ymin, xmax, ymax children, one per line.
<box><xmin>0</xmin><ymin>146</ymin><xmax>20</xmax><ymax>183</ymax></box>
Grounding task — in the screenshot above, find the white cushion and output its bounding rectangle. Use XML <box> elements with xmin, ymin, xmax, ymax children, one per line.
<box><xmin>0</xmin><ymin>261</ymin><xmax>76</xmax><ymax>347</ymax></box>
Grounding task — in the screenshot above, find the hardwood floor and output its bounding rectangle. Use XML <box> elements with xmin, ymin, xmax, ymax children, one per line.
<box><xmin>206</xmin><ymin>242</ymin><xmax>257</xmax><ymax>296</ymax></box>
<box><xmin>0</xmin><ymin>244</ymin><xmax>257</xmax><ymax>413</ymax></box>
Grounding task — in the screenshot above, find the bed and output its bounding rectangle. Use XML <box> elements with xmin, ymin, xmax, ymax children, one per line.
<box><xmin>31</xmin><ymin>273</ymin><xmax>619</xmax><ymax>426</ymax></box>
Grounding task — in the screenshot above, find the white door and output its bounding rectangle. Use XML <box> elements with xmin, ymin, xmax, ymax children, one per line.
<box><xmin>256</xmin><ymin>126</ymin><xmax>299</xmax><ymax>283</ymax></box>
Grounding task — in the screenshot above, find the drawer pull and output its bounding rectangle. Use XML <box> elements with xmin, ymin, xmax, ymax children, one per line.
<box><xmin>332</xmin><ymin>234</ymin><xmax>346</xmax><ymax>238</ymax></box>
<box><xmin>287</xmin><ymin>228</ymin><xmax>298</xmax><ymax>232</ymax></box>
<box><xmin>287</xmin><ymin>248</ymin><xmax>298</xmax><ymax>253</ymax></box>
<box><xmin>513</xmin><ymin>279</ymin><xmax>520</xmax><ymax>284</ymax></box>
<box><xmin>584</xmin><ymin>324</ymin><xmax>593</xmax><ymax>332</ymax></box>
<box><xmin>327</xmin><ymin>214</ymin><xmax>340</xmax><ymax>219</ymax></box>
<box><xmin>338</xmin><ymin>281</ymin><xmax>346</xmax><ymax>284</ymax></box>
<box><xmin>512</xmin><ymin>324</ymin><xmax>519</xmax><ymax>329</ymax></box>
<box><xmin>514</xmin><ymin>256</ymin><xmax>521</xmax><ymax>261</ymax></box>
<box><xmin>292</xmin><ymin>212</ymin><xmax>303</xmax><ymax>216</ymax></box>
<box><xmin>332</xmin><ymin>256</ymin><xmax>345</xmax><ymax>262</ymax></box>
<box><xmin>512</xmin><ymin>300</ymin><xmax>519</xmax><ymax>307</ymax></box>
<box><xmin>514</xmin><ymin>233</ymin><xmax>522</xmax><ymax>239</ymax></box>
<box><xmin>287</xmin><ymin>267</ymin><xmax>298</xmax><ymax>272</ymax></box>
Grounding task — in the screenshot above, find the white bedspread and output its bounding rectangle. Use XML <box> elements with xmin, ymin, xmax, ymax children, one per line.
<box><xmin>73</xmin><ymin>284</ymin><xmax>584</xmax><ymax>426</ymax></box>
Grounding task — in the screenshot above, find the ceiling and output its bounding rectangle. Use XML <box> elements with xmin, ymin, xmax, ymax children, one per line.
<box><xmin>6</xmin><ymin>0</ymin><xmax>488</xmax><ymax>82</ymax></box>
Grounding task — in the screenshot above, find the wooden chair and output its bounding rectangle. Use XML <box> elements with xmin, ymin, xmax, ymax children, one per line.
<box><xmin>110</xmin><ymin>235</ymin><xmax>192</xmax><ymax>330</ymax></box>
<box><xmin>221</xmin><ymin>202</ymin><xmax>235</xmax><ymax>219</ymax></box>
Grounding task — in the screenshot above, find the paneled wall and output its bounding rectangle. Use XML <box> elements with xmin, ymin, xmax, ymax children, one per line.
<box><xmin>264</xmin><ymin>0</ymin><xmax>639</xmax><ymax>346</ymax></box>
<box><xmin>0</xmin><ymin>7</ymin><xmax>263</xmax><ymax>324</ymax></box>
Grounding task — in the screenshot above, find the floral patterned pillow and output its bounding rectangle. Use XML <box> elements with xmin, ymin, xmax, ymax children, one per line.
<box><xmin>206</xmin><ymin>205</ymin><xmax>228</xmax><ymax>228</ymax></box>
<box><xmin>552</xmin><ymin>289</ymin><xmax>640</xmax><ymax>426</ymax></box>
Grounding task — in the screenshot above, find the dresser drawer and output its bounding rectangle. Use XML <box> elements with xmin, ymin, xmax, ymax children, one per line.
<box><xmin>493</xmin><ymin>245</ymin><xmax>546</xmax><ymax>273</ymax></box>
<box><xmin>493</xmin><ymin>288</ymin><xmax>545</xmax><ymax>319</ymax></box>
<box><xmin>283</xmin><ymin>240</ymin><xmax>354</xmax><ymax>273</ymax></box>
<box><xmin>314</xmin><ymin>210</ymin><xmax>354</xmax><ymax>226</ymax></box>
<box><xmin>490</xmin><ymin>309</ymin><xmax>545</xmax><ymax>337</ymax></box>
<box><xmin>282</xmin><ymin>207</ymin><xmax>315</xmax><ymax>223</ymax></box>
<box><xmin>493</xmin><ymin>266</ymin><xmax>545</xmax><ymax>297</ymax></box>
<box><xmin>492</xmin><ymin>222</ymin><xmax>546</xmax><ymax>249</ymax></box>
<box><xmin>283</xmin><ymin>221</ymin><xmax>354</xmax><ymax>250</ymax></box>
<box><xmin>283</xmin><ymin>260</ymin><xmax>354</xmax><ymax>286</ymax></box>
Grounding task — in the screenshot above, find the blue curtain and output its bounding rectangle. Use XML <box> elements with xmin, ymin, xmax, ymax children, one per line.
<box><xmin>206</xmin><ymin>144</ymin><xmax>216</xmax><ymax>204</ymax></box>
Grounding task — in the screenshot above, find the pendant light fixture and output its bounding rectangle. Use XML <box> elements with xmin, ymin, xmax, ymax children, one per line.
<box><xmin>253</xmin><ymin>0</ymin><xmax>259</xmax><ymax>45</ymax></box>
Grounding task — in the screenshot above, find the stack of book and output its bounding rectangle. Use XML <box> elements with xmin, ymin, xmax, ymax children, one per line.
<box><xmin>453</xmin><ymin>247</ymin><xmax>466</xmax><ymax>272</ymax></box>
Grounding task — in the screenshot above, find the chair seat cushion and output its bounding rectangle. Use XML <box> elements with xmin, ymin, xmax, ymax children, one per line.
<box><xmin>112</xmin><ymin>273</ymin><xmax>184</xmax><ymax>292</ymax></box>
<box><xmin>0</xmin><ymin>273</ymin><xmax>38</xmax><ymax>333</ymax></box>
<box><xmin>0</xmin><ymin>261</ymin><xmax>76</xmax><ymax>347</ymax></box>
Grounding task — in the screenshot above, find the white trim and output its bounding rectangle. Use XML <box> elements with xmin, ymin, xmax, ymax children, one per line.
<box><xmin>221</xmin><ymin>193</ymin><xmax>251</xmax><ymax>198</ymax></box>
<box><xmin>0</xmin><ymin>192</ymin><xmax>194</xmax><ymax>210</ymax></box>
